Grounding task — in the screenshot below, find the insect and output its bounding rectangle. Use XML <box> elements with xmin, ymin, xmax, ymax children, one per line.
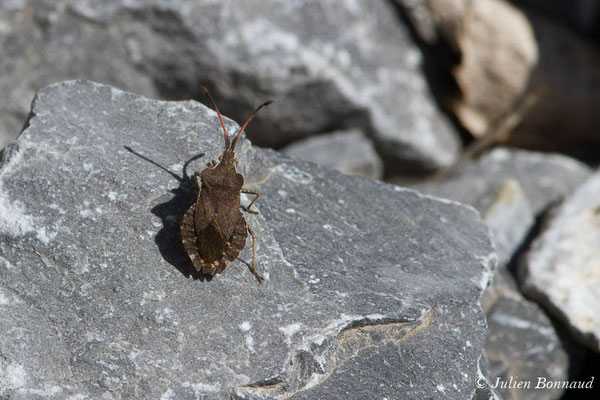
<box><xmin>180</xmin><ymin>87</ymin><xmax>273</xmax><ymax>281</ymax></box>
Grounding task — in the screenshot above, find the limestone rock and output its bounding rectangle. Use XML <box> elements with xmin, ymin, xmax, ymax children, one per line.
<box><xmin>0</xmin><ymin>81</ymin><xmax>494</xmax><ymax>399</ymax></box>
<box><xmin>282</xmin><ymin>129</ymin><xmax>383</xmax><ymax>180</ymax></box>
<box><xmin>413</xmin><ymin>147</ymin><xmax>592</xmax><ymax>217</ymax></box>
<box><xmin>483</xmin><ymin>269</ymin><xmax>583</xmax><ymax>400</ymax></box>
<box><xmin>519</xmin><ymin>170</ymin><xmax>600</xmax><ymax>352</ymax></box>
<box><xmin>482</xmin><ymin>179</ymin><xmax>534</xmax><ymax>266</ymax></box>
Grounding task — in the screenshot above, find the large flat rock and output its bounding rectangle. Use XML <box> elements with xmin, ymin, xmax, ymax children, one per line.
<box><xmin>0</xmin><ymin>81</ymin><xmax>494</xmax><ymax>399</ymax></box>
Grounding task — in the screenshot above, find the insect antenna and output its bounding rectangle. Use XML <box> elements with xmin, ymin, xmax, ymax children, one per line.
<box><xmin>230</xmin><ymin>100</ymin><xmax>275</xmax><ymax>150</ymax></box>
<box><xmin>201</xmin><ymin>86</ymin><xmax>231</xmax><ymax>149</ymax></box>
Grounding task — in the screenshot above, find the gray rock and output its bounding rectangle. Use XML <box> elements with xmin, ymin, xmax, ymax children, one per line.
<box><xmin>0</xmin><ymin>80</ymin><xmax>494</xmax><ymax>399</ymax></box>
<box><xmin>480</xmin><ymin>236</ymin><xmax>581</xmax><ymax>400</ymax></box>
<box><xmin>281</xmin><ymin>129</ymin><xmax>383</xmax><ymax>180</ymax></box>
<box><xmin>482</xmin><ymin>179</ymin><xmax>534</xmax><ymax>266</ymax></box>
<box><xmin>0</xmin><ymin>0</ymin><xmax>157</xmax><ymax>149</ymax></box>
<box><xmin>519</xmin><ymin>170</ymin><xmax>600</xmax><ymax>352</ymax></box>
<box><xmin>393</xmin><ymin>0</ymin><xmax>439</xmax><ymax>44</ymax></box>
<box><xmin>413</xmin><ymin>147</ymin><xmax>592</xmax><ymax>217</ymax></box>
<box><xmin>483</xmin><ymin>269</ymin><xmax>582</xmax><ymax>400</ymax></box>
<box><xmin>0</xmin><ymin>0</ymin><xmax>461</xmax><ymax>174</ymax></box>
<box><xmin>474</xmin><ymin>353</ymin><xmax>503</xmax><ymax>400</ymax></box>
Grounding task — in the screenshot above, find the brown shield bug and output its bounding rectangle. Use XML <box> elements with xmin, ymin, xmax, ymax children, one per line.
<box><xmin>180</xmin><ymin>87</ymin><xmax>273</xmax><ymax>281</ymax></box>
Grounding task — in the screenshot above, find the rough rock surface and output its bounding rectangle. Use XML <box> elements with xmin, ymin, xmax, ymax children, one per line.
<box><xmin>282</xmin><ymin>129</ymin><xmax>383</xmax><ymax>180</ymax></box>
<box><xmin>0</xmin><ymin>0</ymin><xmax>460</xmax><ymax>173</ymax></box>
<box><xmin>519</xmin><ymin>170</ymin><xmax>600</xmax><ymax>353</ymax></box>
<box><xmin>0</xmin><ymin>81</ymin><xmax>494</xmax><ymax>399</ymax></box>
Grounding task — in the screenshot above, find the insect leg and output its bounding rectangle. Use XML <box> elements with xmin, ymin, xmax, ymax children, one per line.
<box><xmin>244</xmin><ymin>170</ymin><xmax>273</xmax><ymax>186</ymax></box>
<box><xmin>241</xmin><ymin>189</ymin><xmax>260</xmax><ymax>214</ymax></box>
<box><xmin>247</xmin><ymin>224</ymin><xmax>263</xmax><ymax>281</ymax></box>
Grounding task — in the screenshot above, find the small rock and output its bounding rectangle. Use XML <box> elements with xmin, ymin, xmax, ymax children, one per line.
<box><xmin>413</xmin><ymin>147</ymin><xmax>592</xmax><ymax>217</ymax></box>
<box><xmin>0</xmin><ymin>80</ymin><xmax>494</xmax><ymax>399</ymax></box>
<box><xmin>281</xmin><ymin>129</ymin><xmax>383</xmax><ymax>180</ymax></box>
<box><xmin>483</xmin><ymin>269</ymin><xmax>583</xmax><ymax>400</ymax></box>
<box><xmin>519</xmin><ymin>170</ymin><xmax>600</xmax><ymax>352</ymax></box>
<box><xmin>483</xmin><ymin>178</ymin><xmax>534</xmax><ymax>266</ymax></box>
<box><xmin>395</xmin><ymin>0</ymin><xmax>538</xmax><ymax>138</ymax></box>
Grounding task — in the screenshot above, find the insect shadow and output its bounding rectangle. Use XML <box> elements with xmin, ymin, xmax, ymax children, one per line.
<box><xmin>124</xmin><ymin>146</ymin><xmax>212</xmax><ymax>281</ymax></box>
